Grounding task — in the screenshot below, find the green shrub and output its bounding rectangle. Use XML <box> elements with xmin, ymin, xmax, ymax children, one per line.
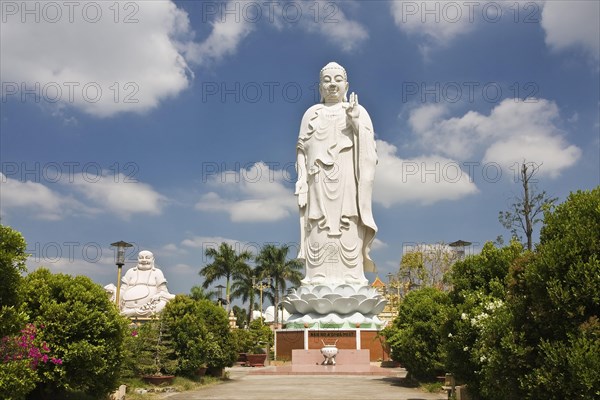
<box><xmin>443</xmin><ymin>241</ymin><xmax>523</xmax><ymax>396</ymax></box>
<box><xmin>20</xmin><ymin>268</ymin><xmax>128</xmax><ymax>399</ymax></box>
<box><xmin>0</xmin><ymin>224</ymin><xmax>29</xmax><ymax>338</ymax></box>
<box><xmin>0</xmin><ymin>225</ymin><xmax>36</xmax><ymax>400</ymax></box>
<box><xmin>515</xmin><ymin>188</ymin><xmax>600</xmax><ymax>399</ymax></box>
<box><xmin>0</xmin><ymin>359</ymin><xmax>39</xmax><ymax>400</ymax></box>
<box><xmin>383</xmin><ymin>288</ymin><xmax>450</xmax><ymax>380</ymax></box>
<box><xmin>230</xmin><ymin>319</ymin><xmax>273</xmax><ymax>355</ymax></box>
<box><xmin>444</xmin><ymin>188</ymin><xmax>600</xmax><ymax>399</ymax></box>
<box><xmin>231</xmin><ymin>327</ymin><xmax>253</xmax><ymax>354</ymax></box>
<box><xmin>247</xmin><ymin>318</ymin><xmax>273</xmax><ymax>353</ymax></box>
<box><xmin>161</xmin><ymin>296</ymin><xmax>237</xmax><ymax>376</ymax></box>
<box><xmin>135</xmin><ymin>318</ymin><xmax>177</xmax><ymax>376</ymax></box>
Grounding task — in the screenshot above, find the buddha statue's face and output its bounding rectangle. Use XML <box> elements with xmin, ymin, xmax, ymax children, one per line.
<box><xmin>137</xmin><ymin>251</ymin><xmax>154</xmax><ymax>270</ymax></box>
<box><xmin>320</xmin><ymin>67</ymin><xmax>348</xmax><ymax>104</ymax></box>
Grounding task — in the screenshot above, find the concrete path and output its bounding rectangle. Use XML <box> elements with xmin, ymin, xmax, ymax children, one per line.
<box><xmin>165</xmin><ymin>368</ymin><xmax>446</xmax><ymax>400</ymax></box>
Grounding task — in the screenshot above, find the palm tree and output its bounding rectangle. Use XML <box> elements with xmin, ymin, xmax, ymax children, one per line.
<box><xmin>230</xmin><ymin>264</ymin><xmax>257</xmax><ymax>325</ymax></box>
<box><xmin>255</xmin><ymin>244</ymin><xmax>303</xmax><ymax>326</ymax></box>
<box><xmin>189</xmin><ymin>285</ymin><xmax>217</xmax><ymax>301</ymax></box>
<box><xmin>199</xmin><ymin>242</ymin><xmax>253</xmax><ymax>312</ymax></box>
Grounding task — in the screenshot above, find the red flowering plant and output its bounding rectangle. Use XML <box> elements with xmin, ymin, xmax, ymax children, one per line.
<box><xmin>0</xmin><ymin>323</ymin><xmax>62</xmax><ymax>368</ymax></box>
<box><xmin>0</xmin><ymin>323</ymin><xmax>62</xmax><ymax>399</ymax></box>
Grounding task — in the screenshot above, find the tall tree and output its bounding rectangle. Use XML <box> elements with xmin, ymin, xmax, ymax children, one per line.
<box><xmin>230</xmin><ymin>264</ymin><xmax>257</xmax><ymax>326</ymax></box>
<box><xmin>399</xmin><ymin>243</ymin><xmax>457</xmax><ymax>292</ymax></box>
<box><xmin>499</xmin><ymin>162</ymin><xmax>557</xmax><ymax>251</ymax></box>
<box><xmin>0</xmin><ymin>224</ymin><xmax>28</xmax><ymax>337</ymax></box>
<box><xmin>255</xmin><ymin>244</ymin><xmax>303</xmax><ymax>326</ymax></box>
<box><xmin>189</xmin><ymin>285</ymin><xmax>217</xmax><ymax>301</ymax></box>
<box><xmin>199</xmin><ymin>243</ymin><xmax>252</xmax><ymax>312</ymax></box>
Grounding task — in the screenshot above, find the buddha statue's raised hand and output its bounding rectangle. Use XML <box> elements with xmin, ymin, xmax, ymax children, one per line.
<box><xmin>344</xmin><ymin>92</ymin><xmax>360</xmax><ymax>132</ymax></box>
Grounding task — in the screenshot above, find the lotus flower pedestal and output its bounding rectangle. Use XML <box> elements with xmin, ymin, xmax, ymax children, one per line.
<box><xmin>281</xmin><ymin>284</ymin><xmax>387</xmax><ymax>329</ymax></box>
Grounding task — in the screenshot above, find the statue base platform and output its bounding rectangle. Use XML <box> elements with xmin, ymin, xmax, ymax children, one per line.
<box><xmin>275</xmin><ymin>328</ymin><xmax>387</xmax><ymax>362</ymax></box>
<box><xmin>292</xmin><ymin>349</ymin><xmax>370</xmax><ymax>365</ymax></box>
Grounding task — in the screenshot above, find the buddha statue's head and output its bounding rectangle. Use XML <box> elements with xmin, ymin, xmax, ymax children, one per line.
<box><xmin>319</xmin><ymin>62</ymin><xmax>348</xmax><ymax>104</ymax></box>
<box><xmin>137</xmin><ymin>250</ymin><xmax>155</xmax><ymax>270</ymax></box>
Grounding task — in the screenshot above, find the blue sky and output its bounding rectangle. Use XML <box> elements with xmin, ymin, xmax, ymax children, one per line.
<box><xmin>1</xmin><ymin>0</ymin><xmax>599</xmax><ymax>300</ymax></box>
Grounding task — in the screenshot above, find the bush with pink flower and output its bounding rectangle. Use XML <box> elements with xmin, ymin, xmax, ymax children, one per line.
<box><xmin>0</xmin><ymin>324</ymin><xmax>62</xmax><ymax>400</ymax></box>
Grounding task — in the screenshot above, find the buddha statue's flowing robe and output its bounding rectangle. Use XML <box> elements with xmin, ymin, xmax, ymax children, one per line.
<box><xmin>296</xmin><ymin>102</ymin><xmax>377</xmax><ymax>285</ymax></box>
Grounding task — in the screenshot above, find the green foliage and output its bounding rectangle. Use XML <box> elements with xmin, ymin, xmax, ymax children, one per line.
<box><xmin>521</xmin><ymin>188</ymin><xmax>600</xmax><ymax>340</ymax></box>
<box><xmin>443</xmin><ymin>240</ymin><xmax>524</xmax><ymax>396</ymax></box>
<box><xmin>525</xmin><ymin>318</ymin><xmax>600</xmax><ymax>399</ymax></box>
<box><xmin>230</xmin><ymin>328</ymin><xmax>254</xmax><ymax>354</ymax></box>
<box><xmin>514</xmin><ymin>188</ymin><xmax>600</xmax><ymax>399</ymax></box>
<box><xmin>20</xmin><ymin>268</ymin><xmax>128</xmax><ymax>399</ymax></box>
<box><xmin>229</xmin><ymin>318</ymin><xmax>273</xmax><ymax>354</ymax></box>
<box><xmin>189</xmin><ymin>285</ymin><xmax>216</xmax><ymax>301</ymax></box>
<box><xmin>446</xmin><ymin>188</ymin><xmax>600</xmax><ymax>399</ymax></box>
<box><xmin>200</xmin><ymin>242</ymin><xmax>253</xmax><ymax>310</ymax></box>
<box><xmin>249</xmin><ymin>318</ymin><xmax>273</xmax><ymax>353</ymax></box>
<box><xmin>0</xmin><ymin>224</ymin><xmax>29</xmax><ymax>337</ymax></box>
<box><xmin>399</xmin><ymin>243</ymin><xmax>456</xmax><ymax>290</ymax></box>
<box><xmin>230</xmin><ymin>265</ymin><xmax>257</xmax><ymax>327</ymax></box>
<box><xmin>255</xmin><ymin>244</ymin><xmax>302</xmax><ymax>325</ymax></box>
<box><xmin>161</xmin><ymin>296</ymin><xmax>237</xmax><ymax>377</ymax></box>
<box><xmin>383</xmin><ymin>288</ymin><xmax>450</xmax><ymax>380</ymax></box>
<box><xmin>134</xmin><ymin>319</ymin><xmax>177</xmax><ymax>376</ymax></box>
<box><xmin>231</xmin><ymin>305</ymin><xmax>247</xmax><ymax>328</ymax></box>
<box><xmin>120</xmin><ymin>326</ymin><xmax>143</xmax><ymax>379</ymax></box>
<box><xmin>0</xmin><ymin>359</ymin><xmax>39</xmax><ymax>400</ymax></box>
<box><xmin>399</xmin><ymin>251</ymin><xmax>427</xmax><ymax>286</ymax></box>
<box><xmin>446</xmin><ymin>240</ymin><xmax>522</xmax><ymax>302</ymax></box>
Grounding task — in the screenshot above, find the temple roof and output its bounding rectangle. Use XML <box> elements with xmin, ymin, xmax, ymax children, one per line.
<box><xmin>371</xmin><ymin>276</ymin><xmax>386</xmax><ymax>288</ymax></box>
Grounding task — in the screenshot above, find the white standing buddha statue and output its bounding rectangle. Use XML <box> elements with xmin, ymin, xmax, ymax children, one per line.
<box><xmin>283</xmin><ymin>62</ymin><xmax>386</xmax><ymax>329</ymax></box>
<box><xmin>295</xmin><ymin>61</ymin><xmax>378</xmax><ymax>286</ymax></box>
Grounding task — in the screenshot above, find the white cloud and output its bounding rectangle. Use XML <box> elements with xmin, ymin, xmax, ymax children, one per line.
<box><xmin>195</xmin><ymin>162</ymin><xmax>296</xmax><ymax>222</ymax></box>
<box><xmin>1</xmin><ymin>1</ymin><xmax>193</xmax><ymax>117</ymax></box>
<box><xmin>409</xmin><ymin>99</ymin><xmax>581</xmax><ymax>177</ymax></box>
<box><xmin>299</xmin><ymin>0</ymin><xmax>368</xmax><ymax>52</ymax></box>
<box><xmin>0</xmin><ymin>171</ymin><xmax>167</xmax><ymax>220</ymax></box>
<box><xmin>390</xmin><ymin>0</ymin><xmax>477</xmax><ymax>56</ymax></box>
<box><xmin>541</xmin><ymin>1</ymin><xmax>600</xmax><ymax>61</ymax></box>
<box><xmin>0</xmin><ymin>173</ymin><xmax>95</xmax><ymax>220</ymax></box>
<box><xmin>371</xmin><ymin>238</ymin><xmax>388</xmax><ymax>251</ymax></box>
<box><xmin>391</xmin><ymin>1</ymin><xmax>476</xmax><ymax>41</ymax></box>
<box><xmin>390</xmin><ymin>0</ymin><xmax>599</xmax><ymax>62</ymax></box>
<box><xmin>408</xmin><ymin>103</ymin><xmax>449</xmax><ymax>134</ymax></box>
<box><xmin>482</xmin><ymin>135</ymin><xmax>581</xmax><ymax>178</ymax></box>
<box><xmin>159</xmin><ymin>243</ymin><xmax>189</xmax><ymax>256</ymax></box>
<box><xmin>251</xmin><ymin>0</ymin><xmax>367</xmax><ymax>52</ymax></box>
<box><xmin>1</xmin><ymin>0</ymin><xmax>369</xmax><ymax>119</ymax></box>
<box><xmin>181</xmin><ymin>235</ymin><xmax>265</xmax><ymax>260</ymax></box>
<box><xmin>183</xmin><ymin>0</ymin><xmax>254</xmax><ymax>65</ymax></box>
<box><xmin>183</xmin><ymin>0</ymin><xmax>369</xmax><ymax>65</ymax></box>
<box><xmin>374</xmin><ymin>140</ymin><xmax>479</xmax><ymax>207</ymax></box>
<box><xmin>182</xmin><ymin>235</ymin><xmax>240</xmax><ymax>249</ymax></box>
<box><xmin>170</xmin><ymin>263</ymin><xmax>195</xmax><ymax>273</ymax></box>
<box><xmin>69</xmin><ymin>173</ymin><xmax>168</xmax><ymax>218</ymax></box>
<box><xmin>26</xmin><ymin>249</ymin><xmax>115</xmax><ymax>277</ymax></box>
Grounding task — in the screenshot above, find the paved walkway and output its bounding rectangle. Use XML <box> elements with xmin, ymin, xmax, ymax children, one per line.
<box><xmin>165</xmin><ymin>367</ymin><xmax>446</xmax><ymax>400</ymax></box>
